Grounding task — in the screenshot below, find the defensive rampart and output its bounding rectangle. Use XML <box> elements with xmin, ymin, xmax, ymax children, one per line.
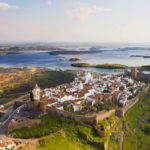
<box><xmin>8</xmin><ymin>119</ymin><xmax>41</xmax><ymax>133</ymax></box>
<box><xmin>120</xmin><ymin>84</ymin><xmax>149</xmax><ymax>117</ymax></box>
<box><xmin>48</xmin><ymin>108</ymin><xmax>115</xmax><ymax>125</ymax></box>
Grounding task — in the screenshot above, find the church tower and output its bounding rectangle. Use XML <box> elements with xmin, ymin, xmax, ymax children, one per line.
<box><xmin>32</xmin><ymin>84</ymin><xmax>41</xmax><ymax>102</ymax></box>
<box><xmin>131</xmin><ymin>67</ymin><xmax>137</xmax><ymax>79</ymax></box>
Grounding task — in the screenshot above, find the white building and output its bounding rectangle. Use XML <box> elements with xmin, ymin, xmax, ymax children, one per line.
<box><xmin>59</xmin><ymin>95</ymin><xmax>75</xmax><ymax>103</ymax></box>
<box><xmin>84</xmin><ymin>72</ymin><xmax>93</xmax><ymax>83</ymax></box>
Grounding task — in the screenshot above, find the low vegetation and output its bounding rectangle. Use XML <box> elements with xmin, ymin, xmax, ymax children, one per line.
<box><xmin>69</xmin><ymin>58</ymin><xmax>82</xmax><ymax>61</ymax></box>
<box><xmin>0</xmin><ymin>52</ymin><xmax>20</xmax><ymax>55</ymax></box>
<box><xmin>71</xmin><ymin>63</ymin><xmax>130</xmax><ymax>69</ymax></box>
<box><xmin>0</xmin><ymin>68</ymin><xmax>74</xmax><ymax>104</ymax></box>
<box><xmin>71</xmin><ymin>63</ymin><xmax>150</xmax><ymax>71</ymax></box>
<box><xmin>0</xmin><ymin>52</ymin><xmax>9</xmax><ymax>55</ymax></box>
<box><xmin>122</xmin><ymin>86</ymin><xmax>150</xmax><ymax>150</ymax></box>
<box><xmin>10</xmin><ymin>115</ymin><xmax>106</xmax><ymax>150</ymax></box>
<box><xmin>108</xmin><ymin>86</ymin><xmax>150</xmax><ymax>150</ymax></box>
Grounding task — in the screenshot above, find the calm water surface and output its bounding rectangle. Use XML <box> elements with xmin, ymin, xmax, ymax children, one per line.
<box><xmin>0</xmin><ymin>49</ymin><xmax>150</xmax><ymax>74</ymax></box>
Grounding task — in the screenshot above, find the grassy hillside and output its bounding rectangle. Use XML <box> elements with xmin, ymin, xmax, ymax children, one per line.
<box><xmin>108</xmin><ymin>86</ymin><xmax>150</xmax><ymax>150</ymax></box>
<box><xmin>122</xmin><ymin>86</ymin><xmax>150</xmax><ymax>150</ymax></box>
<box><xmin>10</xmin><ymin>115</ymin><xmax>106</xmax><ymax>150</ymax></box>
<box><xmin>10</xmin><ymin>87</ymin><xmax>150</xmax><ymax>150</ymax></box>
<box><xmin>0</xmin><ymin>68</ymin><xmax>74</xmax><ymax>105</ymax></box>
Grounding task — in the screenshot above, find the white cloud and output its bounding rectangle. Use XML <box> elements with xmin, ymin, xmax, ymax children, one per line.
<box><xmin>68</xmin><ymin>2</ymin><xmax>84</xmax><ymax>7</ymax></box>
<box><xmin>69</xmin><ymin>5</ymin><xmax>111</xmax><ymax>21</ymax></box>
<box><xmin>0</xmin><ymin>2</ymin><xmax>18</xmax><ymax>10</ymax></box>
<box><xmin>48</xmin><ymin>0</ymin><xmax>52</xmax><ymax>5</ymax></box>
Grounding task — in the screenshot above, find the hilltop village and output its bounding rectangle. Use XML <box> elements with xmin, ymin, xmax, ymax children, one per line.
<box><xmin>0</xmin><ymin>68</ymin><xmax>149</xmax><ymax>150</ymax></box>
<box><xmin>30</xmin><ymin>69</ymin><xmax>146</xmax><ymax>114</ymax></box>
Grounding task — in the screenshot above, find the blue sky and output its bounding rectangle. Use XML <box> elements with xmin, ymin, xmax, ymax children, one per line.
<box><xmin>0</xmin><ymin>0</ymin><xmax>150</xmax><ymax>42</ymax></box>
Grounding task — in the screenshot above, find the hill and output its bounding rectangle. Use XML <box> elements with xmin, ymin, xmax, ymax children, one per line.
<box><xmin>10</xmin><ymin>115</ymin><xmax>106</xmax><ymax>150</ymax></box>
<box><xmin>108</xmin><ymin>86</ymin><xmax>150</xmax><ymax>150</ymax></box>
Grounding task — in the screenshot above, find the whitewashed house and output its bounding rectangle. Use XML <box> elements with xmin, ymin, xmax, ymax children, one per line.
<box><xmin>72</xmin><ymin>104</ymin><xmax>82</xmax><ymax>112</ymax></box>
<box><xmin>87</xmin><ymin>97</ymin><xmax>96</xmax><ymax>106</ymax></box>
<box><xmin>59</xmin><ymin>95</ymin><xmax>75</xmax><ymax>103</ymax></box>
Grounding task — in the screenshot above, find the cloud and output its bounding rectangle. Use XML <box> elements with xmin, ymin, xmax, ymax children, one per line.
<box><xmin>68</xmin><ymin>2</ymin><xmax>84</xmax><ymax>7</ymax></box>
<box><xmin>48</xmin><ymin>0</ymin><xmax>52</xmax><ymax>5</ymax></box>
<box><xmin>69</xmin><ymin>5</ymin><xmax>111</xmax><ymax>21</ymax></box>
<box><xmin>0</xmin><ymin>2</ymin><xmax>18</xmax><ymax>10</ymax></box>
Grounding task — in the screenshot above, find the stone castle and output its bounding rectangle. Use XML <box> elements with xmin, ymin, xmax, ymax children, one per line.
<box><xmin>28</xmin><ymin>84</ymin><xmax>47</xmax><ymax>113</ymax></box>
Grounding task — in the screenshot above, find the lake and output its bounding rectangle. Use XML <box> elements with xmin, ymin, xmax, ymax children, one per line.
<box><xmin>0</xmin><ymin>48</ymin><xmax>150</xmax><ymax>74</ymax></box>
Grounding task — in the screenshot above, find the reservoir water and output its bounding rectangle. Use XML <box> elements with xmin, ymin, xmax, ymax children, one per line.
<box><xmin>0</xmin><ymin>48</ymin><xmax>150</xmax><ymax>74</ymax></box>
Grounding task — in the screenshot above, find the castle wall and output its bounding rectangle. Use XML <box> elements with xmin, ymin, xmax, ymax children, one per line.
<box><xmin>8</xmin><ymin>119</ymin><xmax>41</xmax><ymax>133</ymax></box>
<box><xmin>48</xmin><ymin>108</ymin><xmax>115</xmax><ymax>125</ymax></box>
<box><xmin>95</xmin><ymin>109</ymin><xmax>116</xmax><ymax>122</ymax></box>
<box><xmin>119</xmin><ymin>83</ymin><xmax>149</xmax><ymax>117</ymax></box>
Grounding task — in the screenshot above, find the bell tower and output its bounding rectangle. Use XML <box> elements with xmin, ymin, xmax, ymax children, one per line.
<box><xmin>131</xmin><ymin>67</ymin><xmax>137</xmax><ymax>79</ymax></box>
<box><xmin>32</xmin><ymin>84</ymin><xmax>41</xmax><ymax>102</ymax></box>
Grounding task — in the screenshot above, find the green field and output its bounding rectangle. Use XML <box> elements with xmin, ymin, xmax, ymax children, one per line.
<box><xmin>122</xmin><ymin>86</ymin><xmax>150</xmax><ymax>150</ymax></box>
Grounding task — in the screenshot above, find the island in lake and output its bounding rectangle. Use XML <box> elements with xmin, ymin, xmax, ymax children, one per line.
<box><xmin>130</xmin><ymin>55</ymin><xmax>150</xmax><ymax>58</ymax></box>
<box><xmin>69</xmin><ymin>58</ymin><xmax>82</xmax><ymax>61</ymax></box>
<box><xmin>71</xmin><ymin>63</ymin><xmax>130</xmax><ymax>69</ymax></box>
<box><xmin>0</xmin><ymin>52</ymin><xmax>20</xmax><ymax>55</ymax></box>
<box><xmin>71</xmin><ymin>63</ymin><xmax>150</xmax><ymax>71</ymax></box>
<box><xmin>48</xmin><ymin>50</ymin><xmax>102</xmax><ymax>55</ymax></box>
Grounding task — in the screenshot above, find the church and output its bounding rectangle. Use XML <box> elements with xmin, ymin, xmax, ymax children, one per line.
<box><xmin>28</xmin><ymin>84</ymin><xmax>47</xmax><ymax>113</ymax></box>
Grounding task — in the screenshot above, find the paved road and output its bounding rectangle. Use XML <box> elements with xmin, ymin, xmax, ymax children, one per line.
<box><xmin>0</xmin><ymin>94</ymin><xmax>29</xmax><ymax>122</ymax></box>
<box><xmin>0</xmin><ymin>104</ymin><xmax>27</xmax><ymax>134</ymax></box>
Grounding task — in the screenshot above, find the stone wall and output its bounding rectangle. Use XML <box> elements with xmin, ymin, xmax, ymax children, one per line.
<box><xmin>0</xmin><ymin>112</ymin><xmax>5</xmax><ymax>118</ymax></box>
<box><xmin>120</xmin><ymin>84</ymin><xmax>149</xmax><ymax>117</ymax></box>
<box><xmin>95</xmin><ymin>109</ymin><xmax>116</xmax><ymax>122</ymax></box>
<box><xmin>48</xmin><ymin>108</ymin><xmax>115</xmax><ymax>125</ymax></box>
<box><xmin>8</xmin><ymin>119</ymin><xmax>41</xmax><ymax>133</ymax></box>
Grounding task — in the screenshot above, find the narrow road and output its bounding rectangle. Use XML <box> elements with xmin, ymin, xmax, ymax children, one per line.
<box><xmin>0</xmin><ymin>104</ymin><xmax>27</xmax><ymax>134</ymax></box>
<box><xmin>0</xmin><ymin>94</ymin><xmax>29</xmax><ymax>123</ymax></box>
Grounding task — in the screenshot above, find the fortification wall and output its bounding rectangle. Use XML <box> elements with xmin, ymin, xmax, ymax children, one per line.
<box><xmin>8</xmin><ymin>119</ymin><xmax>41</xmax><ymax>133</ymax></box>
<box><xmin>95</xmin><ymin>109</ymin><xmax>116</xmax><ymax>122</ymax></box>
<box><xmin>121</xmin><ymin>84</ymin><xmax>149</xmax><ymax>116</ymax></box>
<box><xmin>48</xmin><ymin>108</ymin><xmax>115</xmax><ymax>125</ymax></box>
